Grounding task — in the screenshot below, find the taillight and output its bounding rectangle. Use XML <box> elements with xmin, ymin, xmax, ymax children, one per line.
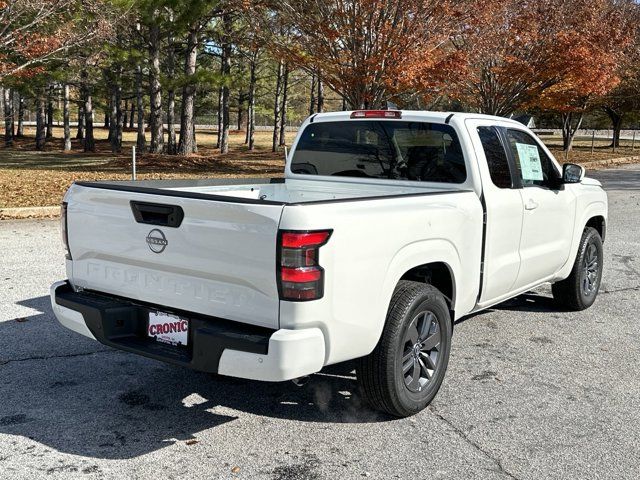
<box><xmin>278</xmin><ymin>229</ymin><xmax>332</xmax><ymax>301</ymax></box>
<box><xmin>61</xmin><ymin>202</ymin><xmax>71</xmax><ymax>260</ymax></box>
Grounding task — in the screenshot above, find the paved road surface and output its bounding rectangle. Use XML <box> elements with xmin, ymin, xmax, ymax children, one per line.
<box><xmin>1</xmin><ymin>165</ymin><xmax>639</xmax><ymax>479</ymax></box>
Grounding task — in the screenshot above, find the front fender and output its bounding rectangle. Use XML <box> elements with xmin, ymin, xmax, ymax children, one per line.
<box><xmin>556</xmin><ymin>199</ymin><xmax>607</xmax><ymax>280</ymax></box>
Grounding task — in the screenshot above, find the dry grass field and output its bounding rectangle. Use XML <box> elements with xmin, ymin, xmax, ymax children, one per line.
<box><xmin>0</xmin><ymin>126</ymin><xmax>638</xmax><ymax>208</ymax></box>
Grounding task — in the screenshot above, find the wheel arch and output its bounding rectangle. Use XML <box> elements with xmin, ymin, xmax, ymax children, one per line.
<box><xmin>399</xmin><ymin>262</ymin><xmax>456</xmax><ymax>318</ymax></box>
<box><xmin>586</xmin><ymin>215</ymin><xmax>606</xmax><ymax>243</ymax></box>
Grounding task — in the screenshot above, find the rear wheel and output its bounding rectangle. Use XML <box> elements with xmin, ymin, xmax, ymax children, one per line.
<box><xmin>357</xmin><ymin>281</ymin><xmax>452</xmax><ymax>417</ymax></box>
<box><xmin>552</xmin><ymin>227</ymin><xmax>603</xmax><ymax>311</ymax></box>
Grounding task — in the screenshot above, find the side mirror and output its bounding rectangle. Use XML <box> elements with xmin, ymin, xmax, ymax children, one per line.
<box><xmin>563</xmin><ymin>163</ymin><xmax>585</xmax><ymax>184</ymax></box>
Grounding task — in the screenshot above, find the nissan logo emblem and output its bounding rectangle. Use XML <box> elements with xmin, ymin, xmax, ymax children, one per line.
<box><xmin>146</xmin><ymin>229</ymin><xmax>168</xmax><ymax>254</ymax></box>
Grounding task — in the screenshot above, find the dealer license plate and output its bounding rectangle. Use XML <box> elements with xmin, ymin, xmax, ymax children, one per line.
<box><xmin>147</xmin><ymin>311</ymin><xmax>189</xmax><ymax>346</ymax></box>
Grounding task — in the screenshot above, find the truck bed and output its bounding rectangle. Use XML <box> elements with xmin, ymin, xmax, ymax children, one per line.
<box><xmin>75</xmin><ymin>178</ymin><xmax>465</xmax><ymax>205</ymax></box>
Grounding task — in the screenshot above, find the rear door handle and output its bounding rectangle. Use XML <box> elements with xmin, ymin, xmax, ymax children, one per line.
<box><xmin>525</xmin><ymin>199</ymin><xmax>539</xmax><ymax>210</ymax></box>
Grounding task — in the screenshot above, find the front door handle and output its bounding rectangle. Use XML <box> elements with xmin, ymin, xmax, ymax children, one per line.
<box><xmin>525</xmin><ymin>199</ymin><xmax>539</xmax><ymax>210</ymax></box>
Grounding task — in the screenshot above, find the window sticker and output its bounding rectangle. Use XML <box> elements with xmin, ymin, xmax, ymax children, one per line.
<box><xmin>515</xmin><ymin>143</ymin><xmax>543</xmax><ymax>181</ymax></box>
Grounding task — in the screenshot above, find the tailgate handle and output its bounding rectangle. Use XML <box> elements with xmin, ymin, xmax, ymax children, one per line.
<box><xmin>130</xmin><ymin>201</ymin><xmax>184</xmax><ymax>228</ymax></box>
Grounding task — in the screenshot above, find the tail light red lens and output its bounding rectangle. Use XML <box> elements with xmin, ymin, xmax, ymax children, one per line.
<box><xmin>278</xmin><ymin>229</ymin><xmax>332</xmax><ymax>301</ymax></box>
<box><xmin>61</xmin><ymin>202</ymin><xmax>71</xmax><ymax>260</ymax></box>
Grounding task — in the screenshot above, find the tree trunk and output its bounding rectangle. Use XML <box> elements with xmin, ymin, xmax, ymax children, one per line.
<box><xmin>561</xmin><ymin>112</ymin><xmax>584</xmax><ymax>154</ymax></box>
<box><xmin>216</xmin><ymin>86</ymin><xmax>223</xmax><ymax>148</ymax></box>
<box><xmin>135</xmin><ymin>64</ymin><xmax>146</xmax><ymax>153</ymax></box>
<box><xmin>123</xmin><ymin>99</ymin><xmax>129</xmax><ymax>130</ymax></box>
<box><xmin>178</xmin><ymin>27</ymin><xmax>198</xmax><ymax>155</ymax></box>
<box><xmin>83</xmin><ymin>71</ymin><xmax>95</xmax><ymax>152</ymax></box>
<box><xmin>167</xmin><ymin>90</ymin><xmax>176</xmax><ymax>154</ymax></box>
<box><xmin>309</xmin><ymin>72</ymin><xmax>316</xmax><ymax>116</ymax></box>
<box><xmin>192</xmin><ymin>121</ymin><xmax>197</xmax><ymax>153</ymax></box>
<box><xmin>148</xmin><ymin>21</ymin><xmax>164</xmax><ymax>153</ymax></box>
<box><xmin>237</xmin><ymin>91</ymin><xmax>246</xmax><ymax>132</ymax></box>
<box><xmin>272</xmin><ymin>59</ymin><xmax>284</xmax><ymax>152</ymax></box>
<box><xmin>76</xmin><ymin>104</ymin><xmax>84</xmax><ymax>140</ymax></box>
<box><xmin>108</xmin><ymin>85</ymin><xmax>116</xmax><ymax>143</ymax></box>
<box><xmin>279</xmin><ymin>64</ymin><xmax>289</xmax><ymax>146</ymax></box>
<box><xmin>220</xmin><ymin>12</ymin><xmax>232</xmax><ymax>154</ymax></box>
<box><xmin>166</xmin><ymin>35</ymin><xmax>177</xmax><ymax>155</ymax></box>
<box><xmin>317</xmin><ymin>72</ymin><xmax>324</xmax><ymax>113</ymax></box>
<box><xmin>109</xmin><ymin>79</ymin><xmax>122</xmax><ymax>153</ymax></box>
<box><xmin>129</xmin><ymin>101</ymin><xmax>135</xmax><ymax>129</ymax></box>
<box><xmin>604</xmin><ymin>106</ymin><xmax>623</xmax><ymax>148</ymax></box>
<box><xmin>63</xmin><ymin>84</ymin><xmax>71</xmax><ymax>151</ymax></box>
<box><xmin>35</xmin><ymin>94</ymin><xmax>46</xmax><ymax>150</ymax></box>
<box><xmin>16</xmin><ymin>94</ymin><xmax>24</xmax><ymax>137</ymax></box>
<box><xmin>4</xmin><ymin>87</ymin><xmax>13</xmax><ymax>147</ymax></box>
<box><xmin>248</xmin><ymin>52</ymin><xmax>257</xmax><ymax>151</ymax></box>
<box><xmin>46</xmin><ymin>85</ymin><xmax>54</xmax><ymax>138</ymax></box>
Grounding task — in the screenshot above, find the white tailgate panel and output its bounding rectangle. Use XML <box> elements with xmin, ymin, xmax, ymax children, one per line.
<box><xmin>67</xmin><ymin>185</ymin><xmax>283</xmax><ymax>329</ymax></box>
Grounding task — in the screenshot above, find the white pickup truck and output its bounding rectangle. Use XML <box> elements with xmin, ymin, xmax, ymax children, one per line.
<box><xmin>51</xmin><ymin>110</ymin><xmax>607</xmax><ymax>417</ymax></box>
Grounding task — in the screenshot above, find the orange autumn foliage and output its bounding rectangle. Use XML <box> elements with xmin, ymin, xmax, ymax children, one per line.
<box><xmin>271</xmin><ymin>0</ymin><xmax>470</xmax><ymax>109</ymax></box>
<box><xmin>447</xmin><ymin>0</ymin><xmax>634</xmax><ymax>116</ymax></box>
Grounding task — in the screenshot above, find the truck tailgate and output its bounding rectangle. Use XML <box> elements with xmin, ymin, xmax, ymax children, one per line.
<box><xmin>65</xmin><ymin>184</ymin><xmax>284</xmax><ymax>329</ymax></box>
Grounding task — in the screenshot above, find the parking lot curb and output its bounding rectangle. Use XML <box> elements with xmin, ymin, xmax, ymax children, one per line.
<box><xmin>0</xmin><ymin>206</ymin><xmax>60</xmax><ymax>220</ymax></box>
<box><xmin>581</xmin><ymin>155</ymin><xmax>640</xmax><ymax>170</ymax></box>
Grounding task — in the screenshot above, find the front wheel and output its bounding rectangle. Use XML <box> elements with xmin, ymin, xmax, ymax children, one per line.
<box><xmin>552</xmin><ymin>226</ymin><xmax>603</xmax><ymax>311</ymax></box>
<box><xmin>357</xmin><ymin>281</ymin><xmax>452</xmax><ymax>417</ymax></box>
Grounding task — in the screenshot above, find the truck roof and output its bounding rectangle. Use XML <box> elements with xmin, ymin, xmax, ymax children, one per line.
<box><xmin>309</xmin><ymin>110</ymin><xmax>524</xmax><ymax>126</ymax></box>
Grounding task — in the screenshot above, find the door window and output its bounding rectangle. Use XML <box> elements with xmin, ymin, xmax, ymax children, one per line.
<box><xmin>477</xmin><ymin>127</ymin><xmax>512</xmax><ymax>189</ymax></box>
<box><xmin>505</xmin><ymin>129</ymin><xmax>559</xmax><ymax>188</ymax></box>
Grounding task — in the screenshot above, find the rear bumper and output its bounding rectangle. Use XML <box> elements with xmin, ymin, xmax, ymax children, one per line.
<box><xmin>50</xmin><ymin>281</ymin><xmax>325</xmax><ymax>381</ymax></box>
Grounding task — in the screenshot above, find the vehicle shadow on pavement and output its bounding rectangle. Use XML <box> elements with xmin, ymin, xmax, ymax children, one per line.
<box><xmin>0</xmin><ymin>296</ymin><xmax>392</xmax><ymax>460</ymax></box>
<box><xmin>492</xmin><ymin>292</ymin><xmax>558</xmax><ymax>313</ymax></box>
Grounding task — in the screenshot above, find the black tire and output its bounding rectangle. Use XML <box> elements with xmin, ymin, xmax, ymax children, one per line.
<box><xmin>552</xmin><ymin>227</ymin><xmax>603</xmax><ymax>311</ymax></box>
<box><xmin>357</xmin><ymin>281</ymin><xmax>452</xmax><ymax>417</ymax></box>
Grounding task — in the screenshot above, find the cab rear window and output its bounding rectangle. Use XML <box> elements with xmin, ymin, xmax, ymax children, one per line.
<box><xmin>291</xmin><ymin>121</ymin><xmax>467</xmax><ymax>183</ymax></box>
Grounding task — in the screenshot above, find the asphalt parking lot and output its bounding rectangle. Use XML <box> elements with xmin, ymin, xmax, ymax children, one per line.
<box><xmin>1</xmin><ymin>165</ymin><xmax>639</xmax><ymax>480</ymax></box>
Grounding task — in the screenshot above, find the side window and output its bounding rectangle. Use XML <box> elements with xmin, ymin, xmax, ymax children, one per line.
<box><xmin>477</xmin><ymin>127</ymin><xmax>512</xmax><ymax>188</ymax></box>
<box><xmin>505</xmin><ymin>129</ymin><xmax>559</xmax><ymax>188</ymax></box>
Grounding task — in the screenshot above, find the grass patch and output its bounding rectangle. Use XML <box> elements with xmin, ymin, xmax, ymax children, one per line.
<box><xmin>0</xmin><ymin>127</ymin><xmax>287</xmax><ymax>208</ymax></box>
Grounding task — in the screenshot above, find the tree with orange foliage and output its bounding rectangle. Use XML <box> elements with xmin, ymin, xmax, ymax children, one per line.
<box><xmin>0</xmin><ymin>0</ymin><xmax>112</xmax><ymax>80</ymax></box>
<box><xmin>535</xmin><ymin>0</ymin><xmax>636</xmax><ymax>151</ymax></box>
<box><xmin>448</xmin><ymin>0</ymin><xmax>633</xmax><ymax>135</ymax></box>
<box><xmin>267</xmin><ymin>0</ymin><xmax>467</xmax><ymax>109</ymax></box>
